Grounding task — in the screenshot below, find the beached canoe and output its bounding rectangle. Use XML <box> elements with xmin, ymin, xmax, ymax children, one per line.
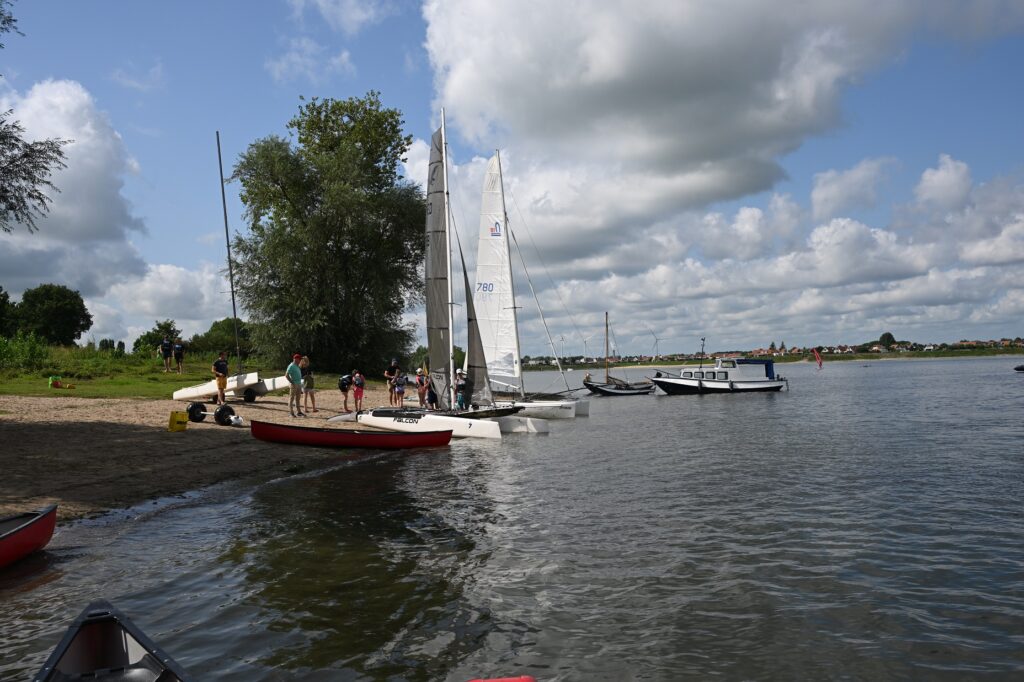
<box><xmin>250</xmin><ymin>419</ymin><xmax>453</xmax><ymax>449</ymax></box>
<box><xmin>0</xmin><ymin>504</ymin><xmax>57</xmax><ymax>569</ymax></box>
<box><xmin>34</xmin><ymin>600</ymin><xmax>191</xmax><ymax>681</ymax></box>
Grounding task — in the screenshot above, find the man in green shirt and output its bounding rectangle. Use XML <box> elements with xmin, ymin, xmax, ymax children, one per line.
<box><xmin>286</xmin><ymin>353</ymin><xmax>304</xmax><ymax>417</ymax></box>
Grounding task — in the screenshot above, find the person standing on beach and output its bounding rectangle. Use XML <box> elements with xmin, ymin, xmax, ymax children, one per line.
<box><xmin>338</xmin><ymin>372</ymin><xmax>352</xmax><ymax>412</ymax></box>
<box><xmin>173</xmin><ymin>338</ymin><xmax>185</xmax><ymax>374</ymax></box>
<box><xmin>300</xmin><ymin>356</ymin><xmax>318</xmax><ymax>413</ymax></box>
<box><xmin>158</xmin><ymin>337</ymin><xmax>173</xmax><ymax>372</ymax></box>
<box><xmin>287</xmin><ymin>353</ymin><xmax>304</xmax><ymax>417</ymax></box>
<box><xmin>455</xmin><ymin>368</ymin><xmax>467</xmax><ymax>410</ymax></box>
<box><xmin>415</xmin><ymin>368</ymin><xmax>428</xmax><ymax>407</ymax></box>
<box><xmin>211</xmin><ymin>351</ymin><xmax>229</xmax><ymax>405</ymax></box>
<box><xmin>384</xmin><ymin>359</ymin><xmax>401</xmax><ymax>406</ymax></box>
<box><xmin>352</xmin><ymin>369</ymin><xmax>365</xmax><ymax>411</ymax></box>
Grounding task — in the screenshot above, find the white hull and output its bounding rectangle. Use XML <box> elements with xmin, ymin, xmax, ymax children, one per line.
<box><xmin>572</xmin><ymin>398</ymin><xmax>590</xmax><ymax>416</ymax></box>
<box><xmin>501</xmin><ymin>400</ymin><xmax>576</xmax><ymax>420</ymax></box>
<box><xmin>492</xmin><ymin>415</ymin><xmax>550</xmax><ymax>433</ymax></box>
<box><xmin>245</xmin><ymin>375</ymin><xmax>291</xmax><ymax>397</ymax></box>
<box><xmin>329</xmin><ymin>411</ymin><xmax>502</xmax><ymax>439</ymax></box>
<box><xmin>172</xmin><ymin>372</ymin><xmax>261</xmax><ymax>401</ymax></box>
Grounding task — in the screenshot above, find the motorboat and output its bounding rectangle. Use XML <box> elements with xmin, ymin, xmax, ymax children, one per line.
<box><xmin>652</xmin><ymin>357</ymin><xmax>788</xmax><ymax>394</ymax></box>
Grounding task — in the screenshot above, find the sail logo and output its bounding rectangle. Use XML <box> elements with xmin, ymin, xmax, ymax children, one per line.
<box><xmin>490</xmin><ymin>221</ymin><xmax>502</xmax><ymax>237</ymax></box>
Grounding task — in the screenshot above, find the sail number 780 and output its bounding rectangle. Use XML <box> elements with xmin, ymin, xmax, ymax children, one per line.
<box><xmin>476</xmin><ymin>282</ymin><xmax>495</xmax><ymax>292</ymax></box>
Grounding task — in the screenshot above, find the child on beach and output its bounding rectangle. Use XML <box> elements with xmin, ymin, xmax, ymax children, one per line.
<box><xmin>300</xmin><ymin>356</ymin><xmax>318</xmax><ymax>413</ymax></box>
<box><xmin>352</xmin><ymin>369</ymin><xmax>365</xmax><ymax>411</ymax></box>
<box><xmin>415</xmin><ymin>368</ymin><xmax>428</xmax><ymax>407</ymax></box>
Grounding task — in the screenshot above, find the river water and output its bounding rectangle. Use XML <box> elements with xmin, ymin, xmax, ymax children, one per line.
<box><xmin>2</xmin><ymin>357</ymin><xmax>1023</xmax><ymax>680</ymax></box>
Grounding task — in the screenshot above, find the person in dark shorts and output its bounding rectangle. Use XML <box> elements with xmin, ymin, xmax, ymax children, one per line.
<box><xmin>300</xmin><ymin>355</ymin><xmax>318</xmax><ymax>413</ymax></box>
<box><xmin>211</xmin><ymin>351</ymin><xmax>229</xmax><ymax>405</ymax></box>
<box><xmin>338</xmin><ymin>372</ymin><xmax>353</xmax><ymax>412</ymax></box>
<box><xmin>384</xmin><ymin>359</ymin><xmax>401</xmax><ymax>406</ymax></box>
<box><xmin>173</xmin><ymin>338</ymin><xmax>185</xmax><ymax>374</ymax></box>
<box><xmin>157</xmin><ymin>337</ymin><xmax>173</xmax><ymax>372</ymax></box>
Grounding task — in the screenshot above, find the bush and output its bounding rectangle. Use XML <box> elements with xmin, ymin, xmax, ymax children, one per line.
<box><xmin>0</xmin><ymin>332</ymin><xmax>51</xmax><ymax>371</ymax></box>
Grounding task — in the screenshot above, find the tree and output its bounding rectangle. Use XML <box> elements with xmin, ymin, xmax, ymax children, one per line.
<box><xmin>779</xmin><ymin>341</ymin><xmax>786</xmax><ymax>353</ymax></box>
<box><xmin>769</xmin><ymin>341</ymin><xmax>777</xmax><ymax>352</ymax></box>
<box><xmin>132</xmin><ymin>319</ymin><xmax>180</xmax><ymax>354</ymax></box>
<box><xmin>231</xmin><ymin>92</ymin><xmax>424</xmax><ymax>372</ymax></box>
<box><xmin>0</xmin><ymin>284</ymin><xmax>13</xmax><ymax>335</ymax></box>
<box><xmin>0</xmin><ymin>1</ymin><xmax>69</xmax><ymax>234</ymax></box>
<box><xmin>879</xmin><ymin>331</ymin><xmax>896</xmax><ymax>348</ymax></box>
<box><xmin>15</xmin><ymin>283</ymin><xmax>92</xmax><ymax>344</ymax></box>
<box><xmin>188</xmin><ymin>317</ymin><xmax>252</xmax><ymax>357</ymax></box>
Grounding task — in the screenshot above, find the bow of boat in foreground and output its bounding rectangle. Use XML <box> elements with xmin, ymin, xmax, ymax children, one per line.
<box><xmin>0</xmin><ymin>504</ymin><xmax>57</xmax><ymax>569</ymax></box>
<box><xmin>250</xmin><ymin>420</ymin><xmax>453</xmax><ymax>448</ymax></box>
<box><xmin>34</xmin><ymin>600</ymin><xmax>191</xmax><ymax>682</ymax></box>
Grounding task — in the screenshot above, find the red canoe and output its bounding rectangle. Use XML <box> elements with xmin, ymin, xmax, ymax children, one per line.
<box><xmin>251</xmin><ymin>420</ymin><xmax>453</xmax><ymax>449</ymax></box>
<box><xmin>0</xmin><ymin>504</ymin><xmax>58</xmax><ymax>569</ymax></box>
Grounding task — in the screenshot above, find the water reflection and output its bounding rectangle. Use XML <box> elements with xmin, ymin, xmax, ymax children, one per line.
<box><xmin>223</xmin><ymin>449</ymin><xmax>501</xmax><ymax>679</ymax></box>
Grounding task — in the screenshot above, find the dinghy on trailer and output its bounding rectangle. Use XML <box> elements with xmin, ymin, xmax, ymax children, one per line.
<box><xmin>171</xmin><ymin>372</ymin><xmax>260</xmax><ymax>402</ymax></box>
<box><xmin>34</xmin><ymin>600</ymin><xmax>191</xmax><ymax>681</ymax></box>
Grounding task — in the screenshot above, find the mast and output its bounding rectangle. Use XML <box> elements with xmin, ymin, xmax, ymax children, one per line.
<box><xmin>216</xmin><ymin>131</ymin><xmax>243</xmax><ymax>374</ymax></box>
<box><xmin>604</xmin><ymin>311</ymin><xmax>610</xmax><ymax>383</ymax></box>
<box><xmin>440</xmin><ymin>109</ymin><xmax>457</xmax><ymax>408</ymax></box>
<box><xmin>699</xmin><ymin>336</ymin><xmax>706</xmax><ymax>369</ymax></box>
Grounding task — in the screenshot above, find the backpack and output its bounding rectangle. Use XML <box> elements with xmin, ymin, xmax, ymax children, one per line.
<box><xmin>395</xmin><ymin>375</ymin><xmax>407</xmax><ymax>387</ymax></box>
<box><xmin>338</xmin><ymin>374</ymin><xmax>352</xmax><ymax>391</ymax></box>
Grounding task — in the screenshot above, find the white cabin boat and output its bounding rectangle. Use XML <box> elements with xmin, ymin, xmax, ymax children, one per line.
<box><xmin>651</xmin><ymin>358</ymin><xmax>787</xmax><ymax>394</ymax></box>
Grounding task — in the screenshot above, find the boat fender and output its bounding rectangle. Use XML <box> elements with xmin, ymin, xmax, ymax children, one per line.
<box><xmin>728</xmin><ymin>380</ymin><xmax>734</xmax><ymax>391</ymax></box>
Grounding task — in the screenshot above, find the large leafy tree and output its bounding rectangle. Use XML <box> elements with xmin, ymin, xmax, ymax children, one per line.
<box><xmin>0</xmin><ymin>284</ymin><xmax>13</xmax><ymax>335</ymax></box>
<box><xmin>0</xmin><ymin>0</ymin><xmax>69</xmax><ymax>234</ymax></box>
<box><xmin>132</xmin><ymin>319</ymin><xmax>181</xmax><ymax>354</ymax></box>
<box><xmin>16</xmin><ymin>283</ymin><xmax>92</xmax><ymax>344</ymax></box>
<box><xmin>231</xmin><ymin>92</ymin><xmax>425</xmax><ymax>372</ymax></box>
<box><xmin>188</xmin><ymin>317</ymin><xmax>252</xmax><ymax>357</ymax></box>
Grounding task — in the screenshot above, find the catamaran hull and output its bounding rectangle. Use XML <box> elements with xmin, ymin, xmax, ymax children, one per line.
<box><xmin>572</xmin><ymin>398</ymin><xmax>590</xmax><ymax>416</ymax></box>
<box><xmin>492</xmin><ymin>415</ymin><xmax>550</xmax><ymax>433</ymax></box>
<box><xmin>329</xmin><ymin>411</ymin><xmax>503</xmax><ymax>439</ymax></box>
<box><xmin>172</xmin><ymin>372</ymin><xmax>261</xmax><ymax>401</ymax></box>
<box><xmin>652</xmin><ymin>377</ymin><xmax>786</xmax><ymax>394</ymax></box>
<box><xmin>501</xmin><ymin>400</ymin><xmax>576</xmax><ymax>419</ymax></box>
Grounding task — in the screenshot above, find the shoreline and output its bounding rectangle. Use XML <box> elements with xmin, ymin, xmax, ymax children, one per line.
<box><xmin>0</xmin><ymin>384</ymin><xmax>396</xmax><ymax>522</ymax></box>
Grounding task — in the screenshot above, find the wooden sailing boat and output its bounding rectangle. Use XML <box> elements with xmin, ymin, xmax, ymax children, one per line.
<box><xmin>582</xmin><ymin>312</ymin><xmax>655</xmax><ymax>396</ymax></box>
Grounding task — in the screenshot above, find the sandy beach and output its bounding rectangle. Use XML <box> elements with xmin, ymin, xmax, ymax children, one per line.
<box><xmin>0</xmin><ymin>384</ymin><xmax>399</xmax><ymax>522</ymax></box>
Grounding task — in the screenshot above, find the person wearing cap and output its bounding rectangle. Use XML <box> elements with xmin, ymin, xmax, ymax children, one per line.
<box><xmin>455</xmin><ymin>368</ymin><xmax>467</xmax><ymax>410</ymax></box>
<box><xmin>286</xmin><ymin>353</ymin><xmax>304</xmax><ymax>417</ymax></box>
<box><xmin>414</xmin><ymin>368</ymin><xmax>428</xmax><ymax>407</ymax></box>
<box><xmin>211</xmin><ymin>351</ymin><xmax>229</xmax><ymax>406</ymax></box>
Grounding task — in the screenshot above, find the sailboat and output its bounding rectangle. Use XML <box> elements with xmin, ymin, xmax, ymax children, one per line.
<box><xmin>582</xmin><ymin>312</ymin><xmax>655</xmax><ymax>396</ymax></box>
<box><xmin>332</xmin><ymin>111</ymin><xmax>516</xmax><ymax>438</ymax></box>
<box><xmin>473</xmin><ymin>151</ymin><xmax>581</xmax><ymax>420</ymax></box>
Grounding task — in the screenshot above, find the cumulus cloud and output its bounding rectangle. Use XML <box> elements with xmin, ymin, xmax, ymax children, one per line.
<box><xmin>811</xmin><ymin>157</ymin><xmax>895</xmax><ymax>220</ymax></box>
<box><xmin>265</xmin><ymin>37</ymin><xmax>355</xmax><ymax>84</ymax></box>
<box><xmin>0</xmin><ymin>79</ymin><xmax>148</xmax><ymax>296</ymax></box>
<box><xmin>915</xmin><ymin>153</ymin><xmax>972</xmax><ymax>210</ymax></box>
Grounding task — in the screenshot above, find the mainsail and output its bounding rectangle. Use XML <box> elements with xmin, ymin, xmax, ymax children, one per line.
<box><xmin>473</xmin><ymin>153</ymin><xmax>521</xmax><ymax>395</ymax></box>
<box><xmin>425</xmin><ymin>126</ymin><xmax>451</xmax><ymax>408</ymax></box>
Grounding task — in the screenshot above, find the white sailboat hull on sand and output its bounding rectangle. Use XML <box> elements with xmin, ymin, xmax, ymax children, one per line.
<box><xmin>328</xmin><ymin>411</ymin><xmax>502</xmax><ymax>439</ymax></box>
<box><xmin>172</xmin><ymin>372</ymin><xmax>261</xmax><ymax>401</ymax></box>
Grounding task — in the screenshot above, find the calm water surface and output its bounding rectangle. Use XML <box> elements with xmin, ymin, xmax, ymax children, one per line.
<box><xmin>2</xmin><ymin>357</ymin><xmax>1023</xmax><ymax>680</ymax></box>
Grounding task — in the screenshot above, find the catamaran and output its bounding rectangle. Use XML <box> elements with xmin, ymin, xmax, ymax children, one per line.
<box><xmin>473</xmin><ymin>151</ymin><xmax>586</xmax><ymax>420</ymax></box>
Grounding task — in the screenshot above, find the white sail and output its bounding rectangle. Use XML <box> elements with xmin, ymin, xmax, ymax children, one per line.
<box><xmin>473</xmin><ymin>153</ymin><xmax>521</xmax><ymax>391</ymax></box>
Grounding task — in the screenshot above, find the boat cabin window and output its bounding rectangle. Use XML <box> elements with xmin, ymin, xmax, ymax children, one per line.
<box><xmin>720</xmin><ymin>360</ymin><xmax>736</xmax><ymax>368</ymax></box>
<box><xmin>719</xmin><ymin>372</ymin><xmax>728</xmax><ymax>380</ymax></box>
<box><xmin>706</xmin><ymin>371</ymin><xmax>717</xmax><ymax>380</ymax></box>
<box><xmin>694</xmin><ymin>371</ymin><xmax>703</xmax><ymax>379</ymax></box>
<box><xmin>682</xmin><ymin>371</ymin><xmax>692</xmax><ymax>378</ymax></box>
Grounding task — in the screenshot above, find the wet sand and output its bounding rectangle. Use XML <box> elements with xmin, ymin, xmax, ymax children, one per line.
<box><xmin>0</xmin><ymin>384</ymin><xmax>404</xmax><ymax>522</ymax></box>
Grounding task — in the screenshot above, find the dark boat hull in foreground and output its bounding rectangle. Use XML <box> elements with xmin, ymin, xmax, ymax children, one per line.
<box><xmin>582</xmin><ymin>379</ymin><xmax>655</xmax><ymax>396</ymax></box>
<box><xmin>34</xmin><ymin>600</ymin><xmax>190</xmax><ymax>682</ymax></box>
<box><xmin>1015</xmin><ymin>364</ymin><xmax>1024</xmax><ymax>372</ymax></box>
<box><xmin>251</xmin><ymin>419</ymin><xmax>452</xmax><ymax>449</ymax></box>
<box><xmin>0</xmin><ymin>504</ymin><xmax>57</xmax><ymax>569</ymax></box>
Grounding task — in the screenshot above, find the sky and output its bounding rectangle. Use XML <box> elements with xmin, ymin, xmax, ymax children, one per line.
<box><xmin>3</xmin><ymin>0</ymin><xmax>1024</xmax><ymax>358</ymax></box>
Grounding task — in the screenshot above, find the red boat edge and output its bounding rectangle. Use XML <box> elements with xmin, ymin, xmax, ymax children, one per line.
<box><xmin>0</xmin><ymin>504</ymin><xmax>58</xmax><ymax>569</ymax></box>
<box><xmin>250</xmin><ymin>419</ymin><xmax>453</xmax><ymax>449</ymax></box>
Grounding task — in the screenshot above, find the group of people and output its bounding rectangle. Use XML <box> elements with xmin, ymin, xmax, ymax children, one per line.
<box><xmin>158</xmin><ymin>336</ymin><xmax>186</xmax><ymax>374</ymax></box>
<box><xmin>285</xmin><ymin>354</ymin><xmax>325</xmax><ymax>418</ymax></box>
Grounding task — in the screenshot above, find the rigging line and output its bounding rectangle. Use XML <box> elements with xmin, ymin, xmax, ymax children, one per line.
<box><xmin>506</xmin><ymin>187</ymin><xmax>588</xmax><ymax>347</ymax></box>
<box><xmin>509</xmin><ymin>227</ymin><xmax>571</xmax><ymax>391</ymax></box>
